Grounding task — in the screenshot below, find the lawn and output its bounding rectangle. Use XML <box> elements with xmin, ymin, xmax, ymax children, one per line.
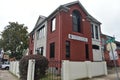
<box><xmin>40</xmin><ymin>73</ymin><xmax>61</xmax><ymax>80</ymax></box>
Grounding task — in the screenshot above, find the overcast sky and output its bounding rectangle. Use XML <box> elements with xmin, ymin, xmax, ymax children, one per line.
<box><xmin>0</xmin><ymin>0</ymin><xmax>120</xmax><ymax>40</ymax></box>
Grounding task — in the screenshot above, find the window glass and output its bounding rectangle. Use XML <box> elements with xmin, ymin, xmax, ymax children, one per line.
<box><xmin>51</xmin><ymin>18</ymin><xmax>56</xmax><ymax>32</ymax></box>
<box><xmin>37</xmin><ymin>25</ymin><xmax>45</xmax><ymax>39</ymax></box>
<box><xmin>95</xmin><ymin>26</ymin><xmax>99</xmax><ymax>39</ymax></box>
<box><xmin>91</xmin><ymin>24</ymin><xmax>94</xmax><ymax>38</ymax></box>
<box><xmin>50</xmin><ymin>42</ymin><xmax>55</xmax><ymax>58</ymax></box>
<box><xmin>66</xmin><ymin>41</ymin><xmax>70</xmax><ymax>58</ymax></box>
<box><xmin>92</xmin><ymin>45</ymin><xmax>99</xmax><ymax>50</ymax></box>
<box><xmin>72</xmin><ymin>10</ymin><xmax>81</xmax><ymax>32</ymax></box>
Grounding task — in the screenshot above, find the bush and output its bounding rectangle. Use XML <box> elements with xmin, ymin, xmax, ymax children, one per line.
<box><xmin>19</xmin><ymin>54</ymin><xmax>48</xmax><ymax>80</ymax></box>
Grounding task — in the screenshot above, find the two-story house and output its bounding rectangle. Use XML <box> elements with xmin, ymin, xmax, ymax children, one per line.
<box><xmin>29</xmin><ymin>1</ymin><xmax>103</xmax><ymax>69</ymax></box>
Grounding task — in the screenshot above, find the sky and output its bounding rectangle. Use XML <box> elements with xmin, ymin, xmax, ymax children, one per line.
<box><xmin>0</xmin><ymin>0</ymin><xmax>120</xmax><ymax>40</ymax></box>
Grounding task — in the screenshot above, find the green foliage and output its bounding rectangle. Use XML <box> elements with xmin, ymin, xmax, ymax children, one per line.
<box><xmin>19</xmin><ymin>54</ymin><xmax>48</xmax><ymax>80</ymax></box>
<box><xmin>0</xmin><ymin>22</ymin><xmax>29</xmax><ymax>60</ymax></box>
<box><xmin>0</xmin><ymin>39</ymin><xmax>4</xmax><ymax>48</ymax></box>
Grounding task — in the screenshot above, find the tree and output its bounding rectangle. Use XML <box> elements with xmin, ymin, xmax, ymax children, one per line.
<box><xmin>1</xmin><ymin>22</ymin><xmax>29</xmax><ymax>60</ymax></box>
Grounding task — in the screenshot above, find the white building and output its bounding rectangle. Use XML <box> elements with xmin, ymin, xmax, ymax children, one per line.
<box><xmin>33</xmin><ymin>15</ymin><xmax>47</xmax><ymax>57</ymax></box>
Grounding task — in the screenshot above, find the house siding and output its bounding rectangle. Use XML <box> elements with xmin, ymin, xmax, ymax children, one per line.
<box><xmin>33</xmin><ymin>21</ymin><xmax>47</xmax><ymax>56</ymax></box>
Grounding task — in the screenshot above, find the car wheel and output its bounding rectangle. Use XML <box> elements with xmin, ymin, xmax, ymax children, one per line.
<box><xmin>5</xmin><ymin>67</ymin><xmax>9</xmax><ymax>70</ymax></box>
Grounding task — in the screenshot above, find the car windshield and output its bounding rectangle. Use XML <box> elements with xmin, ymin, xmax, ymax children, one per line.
<box><xmin>3</xmin><ymin>61</ymin><xmax>10</xmax><ymax>64</ymax></box>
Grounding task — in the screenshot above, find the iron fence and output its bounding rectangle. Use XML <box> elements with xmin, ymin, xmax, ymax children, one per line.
<box><xmin>40</xmin><ymin>60</ymin><xmax>61</xmax><ymax>80</ymax></box>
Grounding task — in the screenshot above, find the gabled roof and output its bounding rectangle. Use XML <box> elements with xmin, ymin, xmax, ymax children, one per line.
<box><xmin>30</xmin><ymin>1</ymin><xmax>101</xmax><ymax>34</ymax></box>
<box><xmin>47</xmin><ymin>1</ymin><xmax>101</xmax><ymax>24</ymax></box>
<box><xmin>34</xmin><ymin>15</ymin><xmax>46</xmax><ymax>28</ymax></box>
<box><xmin>30</xmin><ymin>15</ymin><xmax>47</xmax><ymax>34</ymax></box>
<box><xmin>63</xmin><ymin>1</ymin><xmax>89</xmax><ymax>15</ymax></box>
<box><xmin>63</xmin><ymin>1</ymin><xmax>101</xmax><ymax>24</ymax></box>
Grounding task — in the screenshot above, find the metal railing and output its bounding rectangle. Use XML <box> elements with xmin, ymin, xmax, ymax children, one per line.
<box><xmin>40</xmin><ymin>60</ymin><xmax>61</xmax><ymax>80</ymax></box>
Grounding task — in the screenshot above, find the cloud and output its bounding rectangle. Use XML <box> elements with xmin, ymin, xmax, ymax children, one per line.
<box><xmin>0</xmin><ymin>0</ymin><xmax>120</xmax><ymax>40</ymax></box>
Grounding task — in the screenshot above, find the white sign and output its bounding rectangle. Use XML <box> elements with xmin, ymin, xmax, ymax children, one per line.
<box><xmin>109</xmin><ymin>51</ymin><xmax>118</xmax><ymax>60</ymax></box>
<box><xmin>68</xmin><ymin>34</ymin><xmax>88</xmax><ymax>42</ymax></box>
<box><xmin>106</xmin><ymin>42</ymin><xmax>117</xmax><ymax>51</ymax></box>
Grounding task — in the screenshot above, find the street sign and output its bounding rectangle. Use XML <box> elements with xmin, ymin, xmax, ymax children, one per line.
<box><xmin>109</xmin><ymin>51</ymin><xmax>118</xmax><ymax>60</ymax></box>
<box><xmin>106</xmin><ymin>42</ymin><xmax>117</xmax><ymax>51</ymax></box>
<box><xmin>106</xmin><ymin>37</ymin><xmax>115</xmax><ymax>44</ymax></box>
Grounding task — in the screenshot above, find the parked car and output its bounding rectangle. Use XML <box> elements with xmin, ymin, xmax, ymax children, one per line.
<box><xmin>0</xmin><ymin>61</ymin><xmax>10</xmax><ymax>70</ymax></box>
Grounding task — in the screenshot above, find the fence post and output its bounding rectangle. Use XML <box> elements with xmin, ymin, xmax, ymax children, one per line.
<box><xmin>16</xmin><ymin>61</ymin><xmax>20</xmax><ymax>78</ymax></box>
<box><xmin>103</xmin><ymin>61</ymin><xmax>108</xmax><ymax>75</ymax></box>
<box><xmin>27</xmin><ymin>59</ymin><xmax>35</xmax><ymax>80</ymax></box>
<box><xmin>62</xmin><ymin>60</ymin><xmax>70</xmax><ymax>80</ymax></box>
<box><xmin>85</xmin><ymin>61</ymin><xmax>92</xmax><ymax>78</ymax></box>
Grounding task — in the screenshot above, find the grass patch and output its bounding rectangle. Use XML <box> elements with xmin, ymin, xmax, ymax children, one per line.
<box><xmin>40</xmin><ymin>73</ymin><xmax>61</xmax><ymax>80</ymax></box>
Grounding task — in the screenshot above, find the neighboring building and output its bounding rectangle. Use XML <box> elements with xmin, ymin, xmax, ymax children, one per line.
<box><xmin>101</xmin><ymin>34</ymin><xmax>120</xmax><ymax>66</ymax></box>
<box><xmin>29</xmin><ymin>32</ymin><xmax>34</xmax><ymax>55</ymax></box>
<box><xmin>29</xmin><ymin>1</ymin><xmax>103</xmax><ymax>68</ymax></box>
<box><xmin>33</xmin><ymin>17</ymin><xmax>47</xmax><ymax>57</ymax></box>
<box><xmin>29</xmin><ymin>15</ymin><xmax>47</xmax><ymax>56</ymax></box>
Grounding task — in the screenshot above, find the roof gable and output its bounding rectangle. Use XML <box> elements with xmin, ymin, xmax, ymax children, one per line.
<box><xmin>62</xmin><ymin>1</ymin><xmax>101</xmax><ymax>24</ymax></box>
<box><xmin>30</xmin><ymin>1</ymin><xmax>101</xmax><ymax>34</ymax></box>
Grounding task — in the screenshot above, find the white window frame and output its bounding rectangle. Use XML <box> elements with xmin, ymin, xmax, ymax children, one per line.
<box><xmin>51</xmin><ymin>17</ymin><xmax>56</xmax><ymax>32</ymax></box>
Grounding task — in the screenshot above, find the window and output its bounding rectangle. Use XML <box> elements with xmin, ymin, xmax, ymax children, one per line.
<box><xmin>92</xmin><ymin>45</ymin><xmax>99</xmax><ymax>50</ymax></box>
<box><xmin>91</xmin><ymin>24</ymin><xmax>100</xmax><ymax>40</ymax></box>
<box><xmin>85</xmin><ymin>44</ymin><xmax>89</xmax><ymax>60</ymax></box>
<box><xmin>72</xmin><ymin>10</ymin><xmax>81</xmax><ymax>33</ymax></box>
<box><xmin>51</xmin><ymin>17</ymin><xmax>56</xmax><ymax>32</ymax></box>
<box><xmin>66</xmin><ymin>41</ymin><xmax>70</xmax><ymax>58</ymax></box>
<box><xmin>40</xmin><ymin>47</ymin><xmax>43</xmax><ymax>55</ymax></box>
<box><xmin>37</xmin><ymin>25</ymin><xmax>45</xmax><ymax>39</ymax></box>
<box><xmin>50</xmin><ymin>42</ymin><xmax>55</xmax><ymax>58</ymax></box>
<box><xmin>91</xmin><ymin>24</ymin><xmax>94</xmax><ymax>38</ymax></box>
<box><xmin>36</xmin><ymin>47</ymin><xmax>44</xmax><ymax>55</ymax></box>
<box><xmin>95</xmin><ymin>26</ymin><xmax>99</xmax><ymax>39</ymax></box>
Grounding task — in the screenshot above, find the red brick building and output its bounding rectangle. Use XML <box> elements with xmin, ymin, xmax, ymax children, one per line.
<box><xmin>29</xmin><ymin>1</ymin><xmax>102</xmax><ymax>67</ymax></box>
<box><xmin>101</xmin><ymin>34</ymin><xmax>120</xmax><ymax>66</ymax></box>
<box><xmin>46</xmin><ymin>1</ymin><xmax>102</xmax><ymax>62</ymax></box>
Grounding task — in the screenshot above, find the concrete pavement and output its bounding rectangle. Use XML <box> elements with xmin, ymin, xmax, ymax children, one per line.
<box><xmin>0</xmin><ymin>68</ymin><xmax>120</xmax><ymax>80</ymax></box>
<box><xmin>0</xmin><ymin>70</ymin><xmax>18</xmax><ymax>80</ymax></box>
<box><xmin>86</xmin><ymin>67</ymin><xmax>120</xmax><ymax>80</ymax></box>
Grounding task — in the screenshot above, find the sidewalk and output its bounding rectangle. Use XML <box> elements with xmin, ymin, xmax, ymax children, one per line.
<box><xmin>87</xmin><ymin>67</ymin><xmax>120</xmax><ymax>80</ymax></box>
<box><xmin>0</xmin><ymin>69</ymin><xmax>120</xmax><ymax>80</ymax></box>
<box><xmin>0</xmin><ymin>70</ymin><xmax>18</xmax><ymax>80</ymax></box>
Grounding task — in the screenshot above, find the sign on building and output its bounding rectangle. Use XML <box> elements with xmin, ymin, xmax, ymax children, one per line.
<box><xmin>68</xmin><ymin>34</ymin><xmax>88</xmax><ymax>42</ymax></box>
<box><xmin>3</xmin><ymin>54</ymin><xmax>9</xmax><ymax>59</ymax></box>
